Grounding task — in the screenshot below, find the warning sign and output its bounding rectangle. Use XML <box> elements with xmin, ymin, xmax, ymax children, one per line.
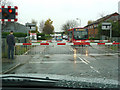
<box><xmin>30</xmin><ymin>33</ymin><xmax>37</xmax><ymax>40</ymax></box>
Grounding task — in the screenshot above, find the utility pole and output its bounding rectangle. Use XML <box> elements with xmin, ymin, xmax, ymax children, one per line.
<box><xmin>110</xmin><ymin>25</ymin><xmax>112</xmax><ymax>41</ymax></box>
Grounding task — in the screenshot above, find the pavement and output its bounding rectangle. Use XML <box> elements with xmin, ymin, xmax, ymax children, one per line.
<box><xmin>2</xmin><ymin>58</ymin><xmax>21</xmax><ymax>74</ymax></box>
<box><xmin>2</xmin><ymin>45</ymin><xmax>46</xmax><ymax>74</ymax></box>
<box><xmin>2</xmin><ymin>55</ymin><xmax>32</xmax><ymax>74</ymax></box>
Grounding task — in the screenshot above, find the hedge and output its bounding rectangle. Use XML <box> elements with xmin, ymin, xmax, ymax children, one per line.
<box><xmin>2</xmin><ymin>32</ymin><xmax>27</xmax><ymax>38</ymax></box>
<box><xmin>89</xmin><ymin>37</ymin><xmax>100</xmax><ymax>40</ymax></box>
<box><xmin>37</xmin><ymin>33</ymin><xmax>45</xmax><ymax>36</ymax></box>
<box><xmin>2</xmin><ymin>32</ymin><xmax>52</xmax><ymax>40</ymax></box>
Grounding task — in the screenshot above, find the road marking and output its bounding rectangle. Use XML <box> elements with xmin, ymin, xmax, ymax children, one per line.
<box><xmin>78</xmin><ymin>57</ymin><xmax>88</xmax><ymax>65</ymax></box>
<box><xmin>90</xmin><ymin>66</ymin><xmax>100</xmax><ymax>74</ymax></box>
<box><xmin>29</xmin><ymin>61</ymin><xmax>83</xmax><ymax>64</ymax></box>
<box><xmin>81</xmin><ymin>57</ymin><xmax>90</xmax><ymax>63</ymax></box>
<box><xmin>89</xmin><ymin>53</ymin><xmax>117</xmax><ymax>56</ymax></box>
<box><xmin>69</xmin><ymin>46</ymin><xmax>74</xmax><ymax>51</ymax></box>
<box><xmin>78</xmin><ymin>56</ymin><xmax>100</xmax><ymax>74</ymax></box>
<box><xmin>90</xmin><ymin>66</ymin><xmax>93</xmax><ymax>68</ymax></box>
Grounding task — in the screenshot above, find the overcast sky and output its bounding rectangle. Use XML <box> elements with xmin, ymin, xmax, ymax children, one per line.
<box><xmin>11</xmin><ymin>0</ymin><xmax>119</xmax><ymax>32</ymax></box>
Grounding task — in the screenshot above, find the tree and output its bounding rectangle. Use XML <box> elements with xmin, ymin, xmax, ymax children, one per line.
<box><xmin>61</xmin><ymin>20</ymin><xmax>78</xmax><ymax>34</ymax></box>
<box><xmin>42</xmin><ymin>18</ymin><xmax>54</xmax><ymax>34</ymax></box>
<box><xmin>0</xmin><ymin>0</ymin><xmax>13</xmax><ymax>6</ymax></box>
<box><xmin>99</xmin><ymin>12</ymin><xmax>106</xmax><ymax>18</ymax></box>
<box><xmin>39</xmin><ymin>20</ymin><xmax>45</xmax><ymax>33</ymax></box>
<box><xmin>31</xmin><ymin>19</ymin><xmax>39</xmax><ymax>33</ymax></box>
<box><xmin>31</xmin><ymin>19</ymin><xmax>37</xmax><ymax>25</ymax></box>
<box><xmin>87</xmin><ymin>20</ymin><xmax>94</xmax><ymax>25</ymax></box>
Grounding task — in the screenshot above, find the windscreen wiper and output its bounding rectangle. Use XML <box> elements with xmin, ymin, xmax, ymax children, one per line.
<box><xmin>1</xmin><ymin>75</ymin><xmax>60</xmax><ymax>88</ymax></box>
<box><xmin>2</xmin><ymin>75</ymin><xmax>59</xmax><ymax>81</ymax></box>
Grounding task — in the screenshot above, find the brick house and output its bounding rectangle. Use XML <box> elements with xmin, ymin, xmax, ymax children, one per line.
<box><xmin>84</xmin><ymin>12</ymin><xmax>119</xmax><ymax>38</ymax></box>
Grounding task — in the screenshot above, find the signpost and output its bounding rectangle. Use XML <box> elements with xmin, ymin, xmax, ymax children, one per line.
<box><xmin>0</xmin><ymin>6</ymin><xmax>18</xmax><ymax>75</ymax></box>
<box><xmin>25</xmin><ymin>23</ymin><xmax>36</xmax><ymax>31</ymax></box>
<box><xmin>25</xmin><ymin>23</ymin><xmax>36</xmax><ymax>40</ymax></box>
<box><xmin>102</xmin><ymin>22</ymin><xmax>112</xmax><ymax>41</ymax></box>
<box><xmin>30</xmin><ymin>33</ymin><xmax>37</xmax><ymax>41</ymax></box>
<box><xmin>0</xmin><ymin>6</ymin><xmax>18</xmax><ymax>61</ymax></box>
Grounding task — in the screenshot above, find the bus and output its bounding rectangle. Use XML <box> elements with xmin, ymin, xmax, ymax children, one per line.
<box><xmin>67</xmin><ymin>28</ymin><xmax>88</xmax><ymax>42</ymax></box>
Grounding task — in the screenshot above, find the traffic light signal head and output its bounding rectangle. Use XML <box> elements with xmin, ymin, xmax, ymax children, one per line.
<box><xmin>0</xmin><ymin>9</ymin><xmax>2</xmax><ymax>13</ymax></box>
<box><xmin>0</xmin><ymin>6</ymin><xmax>18</xmax><ymax>22</ymax></box>
<box><xmin>2</xmin><ymin>8</ymin><xmax>15</xmax><ymax>19</ymax></box>
<box><xmin>9</xmin><ymin>9</ymin><xmax>12</xmax><ymax>13</ymax></box>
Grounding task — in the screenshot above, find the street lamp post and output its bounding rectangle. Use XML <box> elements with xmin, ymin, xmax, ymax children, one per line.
<box><xmin>76</xmin><ymin>18</ymin><xmax>81</xmax><ymax>27</ymax></box>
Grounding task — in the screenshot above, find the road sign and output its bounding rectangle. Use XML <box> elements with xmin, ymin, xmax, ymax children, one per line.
<box><xmin>30</xmin><ymin>33</ymin><xmax>37</xmax><ymax>40</ymax></box>
<box><xmin>102</xmin><ymin>22</ymin><xmax>112</xmax><ymax>41</ymax></box>
<box><xmin>26</xmin><ymin>23</ymin><xmax>36</xmax><ymax>31</ymax></box>
<box><xmin>102</xmin><ymin>23</ymin><xmax>111</xmax><ymax>30</ymax></box>
<box><xmin>0</xmin><ymin>6</ymin><xmax>18</xmax><ymax>22</ymax></box>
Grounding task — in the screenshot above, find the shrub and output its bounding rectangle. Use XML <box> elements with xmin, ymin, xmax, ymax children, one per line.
<box><xmin>2</xmin><ymin>32</ymin><xmax>27</xmax><ymax>38</ymax></box>
<box><xmin>89</xmin><ymin>37</ymin><xmax>100</xmax><ymax>40</ymax></box>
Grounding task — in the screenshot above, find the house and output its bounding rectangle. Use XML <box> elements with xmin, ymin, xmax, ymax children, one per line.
<box><xmin>84</xmin><ymin>12</ymin><xmax>120</xmax><ymax>38</ymax></box>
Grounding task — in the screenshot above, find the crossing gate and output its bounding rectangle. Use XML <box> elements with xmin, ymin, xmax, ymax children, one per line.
<box><xmin>14</xmin><ymin>42</ymin><xmax>120</xmax><ymax>56</ymax></box>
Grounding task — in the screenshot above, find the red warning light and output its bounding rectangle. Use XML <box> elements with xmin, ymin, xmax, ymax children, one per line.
<box><xmin>0</xmin><ymin>9</ymin><xmax>2</xmax><ymax>13</ymax></box>
<box><xmin>3</xmin><ymin>13</ymin><xmax>7</xmax><ymax>17</ymax></box>
<box><xmin>9</xmin><ymin>9</ymin><xmax>12</xmax><ymax>13</ymax></box>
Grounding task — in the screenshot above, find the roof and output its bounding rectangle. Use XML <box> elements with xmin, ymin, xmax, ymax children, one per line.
<box><xmin>2</xmin><ymin>22</ymin><xmax>28</xmax><ymax>33</ymax></box>
<box><xmin>85</xmin><ymin>12</ymin><xmax>119</xmax><ymax>27</ymax></box>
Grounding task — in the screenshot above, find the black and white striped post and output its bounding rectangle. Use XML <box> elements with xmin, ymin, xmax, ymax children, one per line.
<box><xmin>0</xmin><ymin>6</ymin><xmax>18</xmax><ymax>61</ymax></box>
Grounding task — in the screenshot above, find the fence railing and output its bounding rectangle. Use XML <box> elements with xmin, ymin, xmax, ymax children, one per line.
<box><xmin>2</xmin><ymin>37</ymin><xmax>29</xmax><ymax>58</ymax></box>
<box><xmin>14</xmin><ymin>42</ymin><xmax>120</xmax><ymax>56</ymax></box>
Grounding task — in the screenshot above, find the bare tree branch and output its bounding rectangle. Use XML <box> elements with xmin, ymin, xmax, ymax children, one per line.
<box><xmin>99</xmin><ymin>12</ymin><xmax>106</xmax><ymax>18</ymax></box>
<box><xmin>61</xmin><ymin>20</ymin><xmax>78</xmax><ymax>33</ymax></box>
<box><xmin>39</xmin><ymin>20</ymin><xmax>45</xmax><ymax>33</ymax></box>
<box><xmin>0</xmin><ymin>0</ymin><xmax>13</xmax><ymax>6</ymax></box>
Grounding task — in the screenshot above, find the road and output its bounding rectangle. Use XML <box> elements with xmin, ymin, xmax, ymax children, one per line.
<box><xmin>7</xmin><ymin>43</ymin><xmax>119</xmax><ymax>81</ymax></box>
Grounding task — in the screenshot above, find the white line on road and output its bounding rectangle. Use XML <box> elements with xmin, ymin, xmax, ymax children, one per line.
<box><xmin>78</xmin><ymin>56</ymin><xmax>100</xmax><ymax>74</ymax></box>
<box><xmin>78</xmin><ymin>57</ymin><xmax>88</xmax><ymax>65</ymax></box>
<box><xmin>90</xmin><ymin>66</ymin><xmax>100</xmax><ymax>74</ymax></box>
<box><xmin>29</xmin><ymin>61</ymin><xmax>83</xmax><ymax>64</ymax></box>
<box><xmin>90</xmin><ymin>66</ymin><xmax>93</xmax><ymax>68</ymax></box>
<box><xmin>81</xmin><ymin>57</ymin><xmax>90</xmax><ymax>63</ymax></box>
<box><xmin>69</xmin><ymin>46</ymin><xmax>74</xmax><ymax>51</ymax></box>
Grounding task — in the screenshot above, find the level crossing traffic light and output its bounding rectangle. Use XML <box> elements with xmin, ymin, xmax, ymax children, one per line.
<box><xmin>0</xmin><ymin>6</ymin><xmax>18</xmax><ymax>22</ymax></box>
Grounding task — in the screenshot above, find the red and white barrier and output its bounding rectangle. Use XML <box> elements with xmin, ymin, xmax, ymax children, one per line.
<box><xmin>29</xmin><ymin>40</ymin><xmax>52</xmax><ymax>43</ymax></box>
<box><xmin>76</xmin><ymin>40</ymin><xmax>110</xmax><ymax>42</ymax></box>
<box><xmin>29</xmin><ymin>40</ymin><xmax>110</xmax><ymax>43</ymax></box>
<box><xmin>16</xmin><ymin>42</ymin><xmax>120</xmax><ymax>46</ymax></box>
